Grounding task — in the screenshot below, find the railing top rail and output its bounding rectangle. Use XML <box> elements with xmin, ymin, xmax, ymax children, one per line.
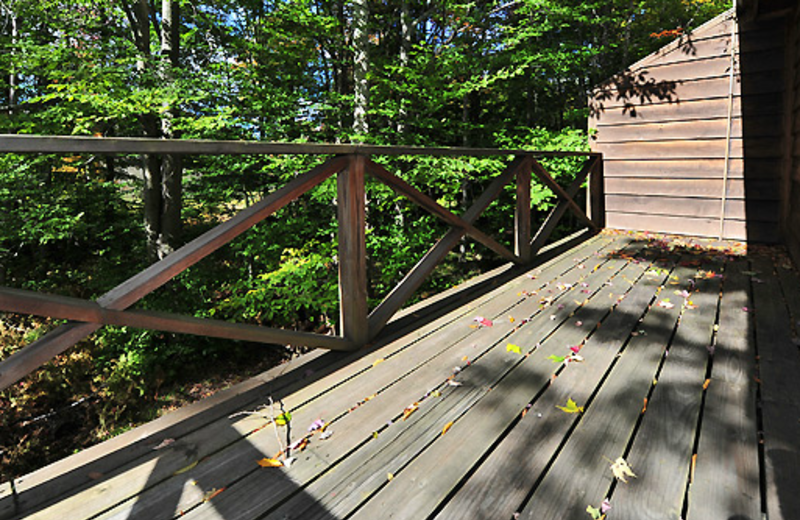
<box><xmin>0</xmin><ymin>134</ymin><xmax>599</xmax><ymax>158</ymax></box>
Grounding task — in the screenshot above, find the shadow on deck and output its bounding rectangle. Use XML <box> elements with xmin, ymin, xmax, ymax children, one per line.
<box><xmin>3</xmin><ymin>230</ymin><xmax>800</xmax><ymax>520</ymax></box>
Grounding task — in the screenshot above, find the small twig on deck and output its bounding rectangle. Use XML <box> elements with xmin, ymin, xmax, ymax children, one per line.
<box><xmin>228</xmin><ymin>397</ymin><xmax>289</xmax><ymax>461</ymax></box>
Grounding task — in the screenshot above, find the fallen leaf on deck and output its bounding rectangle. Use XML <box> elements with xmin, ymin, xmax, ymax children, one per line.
<box><xmin>372</xmin><ymin>358</ymin><xmax>385</xmax><ymax>367</ymax></box>
<box><xmin>601</xmin><ymin>498</ymin><xmax>612</xmax><ymax>514</ymax></box>
<box><xmin>153</xmin><ymin>438</ymin><xmax>175</xmax><ymax>450</ymax></box>
<box><xmin>289</xmin><ymin>437</ymin><xmax>309</xmax><ymax>451</ymax></box>
<box><xmin>284</xmin><ymin>457</ymin><xmax>296</xmax><ymax>468</ymax></box>
<box><xmin>257</xmin><ymin>458</ymin><xmax>283</xmax><ymax>468</ymax></box>
<box><xmin>548</xmin><ymin>354</ymin><xmax>567</xmax><ymax>363</ymax></box>
<box><xmin>657</xmin><ymin>299</ymin><xmax>674</xmax><ymax>309</ymax></box>
<box><xmin>442</xmin><ymin>421</ymin><xmax>454</xmax><ymax>435</ymax></box>
<box><xmin>387</xmin><ymin>473</ymin><xmax>394</xmax><ymax>481</ymax></box>
<box><xmin>567</xmin><ymin>354</ymin><xmax>584</xmax><ymax>363</ymax></box>
<box><xmin>742</xmin><ymin>307</ymin><xmax>752</xmax><ymax>313</ymax></box>
<box><xmin>473</xmin><ymin>316</ymin><xmax>493</xmax><ymax>327</ymax></box>
<box><xmin>320</xmin><ymin>430</ymin><xmax>333</xmax><ymax>440</ymax></box>
<box><xmin>641</xmin><ymin>398</ymin><xmax>648</xmax><ymax>413</ymax></box>
<box><xmin>173</xmin><ymin>461</ymin><xmax>199</xmax><ymax>475</ymax></box>
<box><xmin>509</xmin><ymin>316</ymin><xmax>515</xmax><ymax>323</ymax></box>
<box><xmin>703</xmin><ymin>379</ymin><xmax>711</xmax><ymax>390</ymax></box>
<box><xmin>586</xmin><ymin>504</ymin><xmax>604</xmax><ymax>519</ymax></box>
<box><xmin>447</xmin><ymin>380</ymin><xmax>463</xmax><ymax>387</ymax></box>
<box><xmin>308</xmin><ymin>419</ymin><xmax>325</xmax><ymax>432</ymax></box>
<box><xmin>274</xmin><ymin>412</ymin><xmax>292</xmax><ymax>426</ymax></box>
<box><xmin>507</xmin><ymin>343</ymin><xmax>522</xmax><ymax>354</ymax></box>
<box><xmin>403</xmin><ymin>403</ymin><xmax>419</xmax><ymax>420</ymax></box>
<box><xmin>610</xmin><ymin>457</ymin><xmax>637</xmax><ymax>483</ymax></box>
<box><xmin>204</xmin><ymin>488</ymin><xmax>225</xmax><ymax>502</ymax></box>
<box><xmin>87</xmin><ymin>471</ymin><xmax>104</xmax><ymax>480</ymax></box>
<box><xmin>570</xmin><ymin>345</ymin><xmax>582</xmax><ymax>354</ymax></box>
<box><xmin>556</xmin><ymin>398</ymin><xmax>584</xmax><ymax>414</ymax></box>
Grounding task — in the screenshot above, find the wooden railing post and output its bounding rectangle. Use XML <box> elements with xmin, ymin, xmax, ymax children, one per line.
<box><xmin>515</xmin><ymin>156</ymin><xmax>532</xmax><ymax>263</ymax></box>
<box><xmin>337</xmin><ymin>154</ymin><xmax>369</xmax><ymax>347</ymax></box>
<box><xmin>588</xmin><ymin>155</ymin><xmax>605</xmax><ymax>229</ymax></box>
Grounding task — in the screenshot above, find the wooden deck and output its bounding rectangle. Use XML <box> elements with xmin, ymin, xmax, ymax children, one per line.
<box><xmin>3</xmin><ymin>230</ymin><xmax>800</xmax><ymax>520</ymax></box>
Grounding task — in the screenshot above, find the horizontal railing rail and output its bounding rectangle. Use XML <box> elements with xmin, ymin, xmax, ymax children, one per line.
<box><xmin>0</xmin><ymin>135</ymin><xmax>604</xmax><ymax>391</ymax></box>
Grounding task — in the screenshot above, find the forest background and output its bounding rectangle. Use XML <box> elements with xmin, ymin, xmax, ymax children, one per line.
<box><xmin>0</xmin><ymin>0</ymin><xmax>729</xmax><ymax>479</ymax></box>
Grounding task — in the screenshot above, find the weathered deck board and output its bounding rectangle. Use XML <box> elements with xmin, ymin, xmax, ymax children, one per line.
<box><xmin>3</xmin><ymin>232</ymin><xmax>796</xmax><ymax>520</ymax></box>
<box><xmin>516</xmin><ymin>261</ymin><xmax>693</xmax><ymax>520</ymax></box>
<box><xmin>270</xmin><ymin>242</ymin><xmax>647</xmax><ymax>520</ymax></box>
<box><xmin>184</xmin><ymin>237</ymin><xmax>631</xmax><ymax>520</ymax></box>
<box><xmin>72</xmin><ymin>235</ymin><xmax>620</xmax><ymax>520</ymax></box>
<box><xmin>686</xmin><ymin>259</ymin><xmax>760</xmax><ymax>520</ymax></box>
<box><xmin>612</xmin><ymin>263</ymin><xmax>723</xmax><ymax>520</ymax></box>
<box><xmin>750</xmin><ymin>254</ymin><xmax>800</xmax><ymax>520</ymax></box>
<box><xmin>435</xmin><ymin>249</ymin><xmax>669</xmax><ymax>519</ymax></box>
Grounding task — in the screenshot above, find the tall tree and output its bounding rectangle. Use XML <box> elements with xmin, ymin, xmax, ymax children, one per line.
<box><xmin>352</xmin><ymin>0</ymin><xmax>369</xmax><ymax>137</ymax></box>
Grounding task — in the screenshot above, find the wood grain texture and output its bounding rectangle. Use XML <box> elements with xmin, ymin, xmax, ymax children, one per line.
<box><xmin>12</xmin><ymin>235</ymin><xmax>789</xmax><ymax>520</ymax></box>
<box><xmin>0</xmin><ymin>287</ymin><xmax>354</xmax><ymax>351</ymax></box>
<box><xmin>165</xmin><ymin>238</ymin><xmax>625</xmax><ymax>520</ymax></box>
<box><xmin>590</xmin><ymin>157</ymin><xmax>606</xmax><ymax>229</ymax></box>
<box><xmin>749</xmin><ymin>255</ymin><xmax>800</xmax><ymax>520</ymax></box>
<box><xmin>605</xmin><ymin>177</ymin><xmax>779</xmax><ymax>200</ymax></box>
<box><xmin>515</xmin><ymin>164</ymin><xmax>532</xmax><ymax>262</ymax></box>
<box><xmin>0</xmin><ymin>134</ymin><xmax>599</xmax><ymax>159</ymax></box>
<box><xmin>517</xmin><ymin>262</ymin><xmax>696</xmax><ymax>520</ymax></box>
<box><xmin>11</xmin><ymin>347</ymin><xmax>336</xmax><ymax>517</ymax></box>
<box><xmin>347</xmin><ymin>243</ymin><xmax>652</xmax><ymax>520</ymax></box>
<box><xmin>595</xmin><ymin>117</ymin><xmax>774</xmax><ymax>143</ymax></box>
<box><xmin>592</xmin><ymin>73</ymin><xmax>784</xmax><ymax>113</ymax></box>
<box><xmin>599</xmin><ymin>138</ymin><xmax>781</xmax><ymax>161</ymax></box>
<box><xmin>337</xmin><ymin>155</ymin><xmax>369</xmax><ymax>346</ymax></box>
<box><xmin>435</xmin><ymin>250</ymin><xmax>667</xmax><ymax>520</ymax></box>
<box><xmin>605</xmin><ymin>212</ymin><xmax>782</xmax><ymax>242</ymax></box>
<box><xmin>0</xmin><ymin>482</ymin><xmax>14</xmax><ymax>520</ymax></box>
<box><xmin>601</xmin><ymin>158</ymin><xmax>780</xmax><ymax>180</ymax></box>
<box><xmin>612</xmin><ymin>271</ymin><xmax>722</xmax><ymax>520</ymax></box>
<box><xmin>605</xmin><ymin>195</ymin><xmax>779</xmax><ymax>222</ymax></box>
<box><xmin>592</xmin><ymin>95</ymin><xmax>782</xmax><ymax>126</ymax></box>
<box><xmin>686</xmin><ymin>259</ymin><xmax>760</xmax><ymax>520</ymax></box>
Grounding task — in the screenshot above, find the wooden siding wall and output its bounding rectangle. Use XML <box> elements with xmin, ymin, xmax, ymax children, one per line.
<box><xmin>784</xmin><ymin>4</ymin><xmax>800</xmax><ymax>265</ymax></box>
<box><xmin>589</xmin><ymin>10</ymin><xmax>787</xmax><ymax>242</ymax></box>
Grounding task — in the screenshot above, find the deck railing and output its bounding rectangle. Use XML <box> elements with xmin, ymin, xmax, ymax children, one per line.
<box><xmin>0</xmin><ymin>135</ymin><xmax>604</xmax><ymax>391</ymax></box>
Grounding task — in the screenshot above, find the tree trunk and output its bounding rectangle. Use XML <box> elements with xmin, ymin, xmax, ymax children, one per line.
<box><xmin>156</xmin><ymin>0</ymin><xmax>182</xmax><ymax>260</ymax></box>
<box><xmin>8</xmin><ymin>12</ymin><xmax>17</xmax><ymax>117</ymax></box>
<box><xmin>352</xmin><ymin>0</ymin><xmax>368</xmax><ymax>137</ymax></box>
<box><xmin>398</xmin><ymin>0</ymin><xmax>411</xmax><ymax>136</ymax></box>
